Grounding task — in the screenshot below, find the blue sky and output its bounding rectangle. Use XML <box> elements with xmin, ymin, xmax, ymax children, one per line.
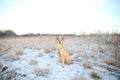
<box><xmin>100</xmin><ymin>0</ymin><xmax>120</xmax><ymax>20</ymax></box>
<box><xmin>0</xmin><ymin>0</ymin><xmax>18</xmax><ymax>15</ymax></box>
<box><xmin>0</xmin><ymin>0</ymin><xmax>120</xmax><ymax>34</ymax></box>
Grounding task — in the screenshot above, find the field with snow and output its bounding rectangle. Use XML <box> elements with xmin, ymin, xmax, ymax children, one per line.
<box><xmin>0</xmin><ymin>35</ymin><xmax>120</xmax><ymax>80</ymax></box>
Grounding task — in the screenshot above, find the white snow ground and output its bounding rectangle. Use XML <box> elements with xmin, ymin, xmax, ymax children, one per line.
<box><xmin>0</xmin><ymin>36</ymin><xmax>120</xmax><ymax>80</ymax></box>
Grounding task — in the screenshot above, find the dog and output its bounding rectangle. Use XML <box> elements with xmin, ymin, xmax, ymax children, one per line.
<box><xmin>56</xmin><ymin>36</ymin><xmax>72</xmax><ymax>67</ymax></box>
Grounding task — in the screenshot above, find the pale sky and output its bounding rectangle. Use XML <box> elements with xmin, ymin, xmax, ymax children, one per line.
<box><xmin>0</xmin><ymin>0</ymin><xmax>120</xmax><ymax>34</ymax></box>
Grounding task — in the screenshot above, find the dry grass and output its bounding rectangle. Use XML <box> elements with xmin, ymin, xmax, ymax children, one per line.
<box><xmin>0</xmin><ymin>35</ymin><xmax>119</xmax><ymax>62</ymax></box>
<box><xmin>0</xmin><ymin>36</ymin><xmax>56</xmax><ymax>51</ymax></box>
<box><xmin>5</xmin><ymin>54</ymin><xmax>20</xmax><ymax>61</ymax></box>
<box><xmin>36</xmin><ymin>53</ymin><xmax>44</xmax><ymax>58</ymax></box>
<box><xmin>91</xmin><ymin>71</ymin><xmax>101</xmax><ymax>79</ymax></box>
<box><xmin>86</xmin><ymin>53</ymin><xmax>96</xmax><ymax>58</ymax></box>
<box><xmin>29</xmin><ymin>59</ymin><xmax>38</xmax><ymax>65</ymax></box>
<box><xmin>107</xmin><ymin>35</ymin><xmax>120</xmax><ymax>60</ymax></box>
<box><xmin>104</xmin><ymin>59</ymin><xmax>120</xmax><ymax>68</ymax></box>
<box><xmin>44</xmin><ymin>48</ymin><xmax>51</xmax><ymax>53</ymax></box>
<box><xmin>97</xmin><ymin>43</ymin><xmax>105</xmax><ymax>53</ymax></box>
<box><xmin>5</xmin><ymin>47</ymin><xmax>11</xmax><ymax>53</ymax></box>
<box><xmin>109</xmin><ymin>35</ymin><xmax>118</xmax><ymax>45</ymax></box>
<box><xmin>34</xmin><ymin>66</ymin><xmax>50</xmax><ymax>77</ymax></box>
<box><xmin>90</xmin><ymin>53</ymin><xmax>96</xmax><ymax>58</ymax></box>
<box><xmin>16</xmin><ymin>49</ymin><xmax>24</xmax><ymax>55</ymax></box>
<box><xmin>72</xmin><ymin>74</ymin><xmax>86</xmax><ymax>80</ymax></box>
<box><xmin>83</xmin><ymin>61</ymin><xmax>93</xmax><ymax>69</ymax></box>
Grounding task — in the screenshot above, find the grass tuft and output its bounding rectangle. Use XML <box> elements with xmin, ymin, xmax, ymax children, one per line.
<box><xmin>34</xmin><ymin>66</ymin><xmax>50</xmax><ymax>77</ymax></box>
<box><xmin>83</xmin><ymin>61</ymin><xmax>93</xmax><ymax>69</ymax></box>
<box><xmin>16</xmin><ymin>50</ymin><xmax>24</xmax><ymax>55</ymax></box>
<box><xmin>44</xmin><ymin>48</ymin><xmax>51</xmax><ymax>53</ymax></box>
<box><xmin>29</xmin><ymin>59</ymin><xmax>38</xmax><ymax>65</ymax></box>
<box><xmin>5</xmin><ymin>54</ymin><xmax>20</xmax><ymax>61</ymax></box>
<box><xmin>104</xmin><ymin>60</ymin><xmax>120</xmax><ymax>68</ymax></box>
<box><xmin>91</xmin><ymin>71</ymin><xmax>101</xmax><ymax>79</ymax></box>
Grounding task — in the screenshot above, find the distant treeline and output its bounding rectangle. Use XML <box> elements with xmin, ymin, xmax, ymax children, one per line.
<box><xmin>0</xmin><ymin>30</ymin><xmax>119</xmax><ymax>37</ymax></box>
<box><xmin>0</xmin><ymin>30</ymin><xmax>16</xmax><ymax>37</ymax></box>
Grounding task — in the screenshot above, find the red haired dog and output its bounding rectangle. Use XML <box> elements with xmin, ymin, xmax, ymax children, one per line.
<box><xmin>56</xmin><ymin>36</ymin><xmax>72</xmax><ymax>67</ymax></box>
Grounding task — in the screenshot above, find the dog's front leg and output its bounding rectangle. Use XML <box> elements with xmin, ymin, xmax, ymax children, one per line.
<box><xmin>56</xmin><ymin>47</ymin><xmax>60</xmax><ymax>64</ymax></box>
<box><xmin>58</xmin><ymin>55</ymin><xmax>60</xmax><ymax>64</ymax></box>
<box><xmin>62</xmin><ymin>58</ymin><xmax>64</xmax><ymax>68</ymax></box>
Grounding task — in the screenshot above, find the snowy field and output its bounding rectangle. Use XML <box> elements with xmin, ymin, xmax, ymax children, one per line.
<box><xmin>0</xmin><ymin>35</ymin><xmax>120</xmax><ymax>80</ymax></box>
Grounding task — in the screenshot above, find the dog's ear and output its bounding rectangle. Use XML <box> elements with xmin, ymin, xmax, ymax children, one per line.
<box><xmin>61</xmin><ymin>36</ymin><xmax>65</xmax><ymax>40</ymax></box>
<box><xmin>56</xmin><ymin>36</ymin><xmax>59</xmax><ymax>40</ymax></box>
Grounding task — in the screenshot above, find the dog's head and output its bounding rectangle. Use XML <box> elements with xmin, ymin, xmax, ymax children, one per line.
<box><xmin>56</xmin><ymin>36</ymin><xmax>64</xmax><ymax>45</ymax></box>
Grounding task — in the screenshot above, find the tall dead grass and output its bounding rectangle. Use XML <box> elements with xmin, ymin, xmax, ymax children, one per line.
<box><xmin>104</xmin><ymin>59</ymin><xmax>120</xmax><ymax>68</ymax></box>
<box><xmin>107</xmin><ymin>35</ymin><xmax>120</xmax><ymax>60</ymax></box>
